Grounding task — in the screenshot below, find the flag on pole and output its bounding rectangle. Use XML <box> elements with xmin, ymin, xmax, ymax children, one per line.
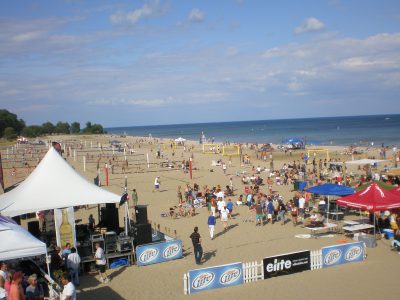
<box><xmin>119</xmin><ymin>192</ymin><xmax>129</xmax><ymax>206</ymax></box>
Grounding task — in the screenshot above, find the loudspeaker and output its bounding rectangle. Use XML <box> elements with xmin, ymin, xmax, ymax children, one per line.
<box><xmin>135</xmin><ymin>223</ymin><xmax>152</xmax><ymax>246</ymax></box>
<box><xmin>100</xmin><ymin>204</ymin><xmax>119</xmax><ymax>232</ymax></box>
<box><xmin>77</xmin><ymin>244</ymin><xmax>92</xmax><ymax>258</ymax></box>
<box><xmin>135</xmin><ymin>205</ymin><xmax>148</xmax><ymax>225</ymax></box>
<box><xmin>28</xmin><ymin>221</ymin><xmax>41</xmax><ymax>239</ymax></box>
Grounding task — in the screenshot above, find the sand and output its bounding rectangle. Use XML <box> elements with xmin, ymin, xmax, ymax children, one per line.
<box><xmin>1</xmin><ymin>135</ymin><xmax>399</xmax><ymax>300</ymax></box>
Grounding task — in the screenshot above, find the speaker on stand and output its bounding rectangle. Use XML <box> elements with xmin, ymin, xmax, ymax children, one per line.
<box><xmin>135</xmin><ymin>205</ymin><xmax>148</xmax><ymax>225</ymax></box>
<box><xmin>99</xmin><ymin>203</ymin><xmax>119</xmax><ymax>232</ymax></box>
<box><xmin>134</xmin><ymin>223</ymin><xmax>152</xmax><ymax>246</ymax></box>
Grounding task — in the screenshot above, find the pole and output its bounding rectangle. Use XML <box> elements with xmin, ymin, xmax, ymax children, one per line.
<box><xmin>124</xmin><ymin>148</ymin><xmax>127</xmax><ymax>161</ymax></box>
<box><xmin>327</xmin><ymin>195</ymin><xmax>330</xmax><ymax>224</ymax></box>
<box><xmin>105</xmin><ymin>163</ymin><xmax>109</xmax><ymax>186</ymax></box>
<box><xmin>73</xmin><ymin>150</ymin><xmax>76</xmax><ymax>161</ymax></box>
<box><xmin>83</xmin><ymin>156</ymin><xmax>86</xmax><ymax>172</ymax></box>
<box><xmin>147</xmin><ymin>153</ymin><xmax>150</xmax><ymax>168</ymax></box>
<box><xmin>125</xmin><ymin>175</ymin><xmax>129</xmax><ymax>236</ymax></box>
<box><xmin>189</xmin><ymin>158</ymin><xmax>193</xmax><ymax>180</ymax></box>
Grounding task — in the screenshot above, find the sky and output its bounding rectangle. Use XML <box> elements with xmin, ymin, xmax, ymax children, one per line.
<box><xmin>0</xmin><ymin>0</ymin><xmax>399</xmax><ymax>127</ymax></box>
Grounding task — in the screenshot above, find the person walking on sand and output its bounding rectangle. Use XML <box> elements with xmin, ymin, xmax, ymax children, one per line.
<box><xmin>131</xmin><ymin>189</ymin><xmax>138</xmax><ymax>207</ymax></box>
<box><xmin>94</xmin><ymin>243</ymin><xmax>110</xmax><ymax>283</ymax></box>
<box><xmin>190</xmin><ymin>227</ymin><xmax>203</xmax><ymax>265</ymax></box>
<box><xmin>207</xmin><ymin>212</ymin><xmax>216</xmax><ymax>240</ymax></box>
<box><xmin>153</xmin><ymin>176</ymin><xmax>160</xmax><ymax>192</ymax></box>
<box><xmin>220</xmin><ymin>206</ymin><xmax>229</xmax><ymax>231</ymax></box>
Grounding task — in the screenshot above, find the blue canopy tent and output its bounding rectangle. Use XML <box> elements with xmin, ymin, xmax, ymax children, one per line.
<box><xmin>306</xmin><ymin>184</ymin><xmax>355</xmax><ymax>222</ymax></box>
<box><xmin>282</xmin><ymin>138</ymin><xmax>304</xmax><ymax>144</ymax></box>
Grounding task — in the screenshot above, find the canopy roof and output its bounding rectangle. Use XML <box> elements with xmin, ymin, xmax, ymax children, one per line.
<box><xmin>306</xmin><ymin>183</ymin><xmax>355</xmax><ymax>196</ymax></box>
<box><xmin>345</xmin><ymin>159</ymin><xmax>386</xmax><ymax>165</ymax></box>
<box><xmin>175</xmin><ymin>137</ymin><xmax>186</xmax><ymax>142</ymax></box>
<box><xmin>0</xmin><ymin>147</ymin><xmax>120</xmax><ymax>217</ymax></box>
<box><xmin>0</xmin><ymin>216</ymin><xmax>47</xmax><ymax>261</ymax></box>
<box><xmin>282</xmin><ymin>138</ymin><xmax>304</xmax><ymax>144</ymax></box>
<box><xmin>337</xmin><ymin>182</ymin><xmax>400</xmax><ymax>212</ymax></box>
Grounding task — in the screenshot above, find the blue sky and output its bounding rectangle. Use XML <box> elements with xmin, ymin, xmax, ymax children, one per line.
<box><xmin>0</xmin><ymin>0</ymin><xmax>399</xmax><ymax>127</ymax></box>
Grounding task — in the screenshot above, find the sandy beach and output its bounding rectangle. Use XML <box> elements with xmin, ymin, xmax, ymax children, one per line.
<box><xmin>2</xmin><ymin>134</ymin><xmax>400</xmax><ymax>300</ymax></box>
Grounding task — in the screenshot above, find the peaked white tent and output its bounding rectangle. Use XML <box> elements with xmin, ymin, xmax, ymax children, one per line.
<box><xmin>0</xmin><ymin>216</ymin><xmax>47</xmax><ymax>261</ymax></box>
<box><xmin>0</xmin><ymin>147</ymin><xmax>120</xmax><ymax>217</ymax></box>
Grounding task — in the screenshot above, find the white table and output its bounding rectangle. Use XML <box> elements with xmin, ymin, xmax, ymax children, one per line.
<box><xmin>342</xmin><ymin>224</ymin><xmax>375</xmax><ymax>234</ymax></box>
<box><xmin>306</xmin><ymin>223</ymin><xmax>338</xmax><ymax>238</ymax></box>
<box><xmin>343</xmin><ymin>219</ymin><xmax>370</xmax><ymax>226</ymax></box>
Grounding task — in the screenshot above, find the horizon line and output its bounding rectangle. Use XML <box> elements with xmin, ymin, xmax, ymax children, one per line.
<box><xmin>106</xmin><ymin>113</ymin><xmax>400</xmax><ymax>130</ymax></box>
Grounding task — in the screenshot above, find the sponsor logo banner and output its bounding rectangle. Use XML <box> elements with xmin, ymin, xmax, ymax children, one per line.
<box><xmin>188</xmin><ymin>262</ymin><xmax>243</xmax><ymax>294</ymax></box>
<box><xmin>136</xmin><ymin>239</ymin><xmax>182</xmax><ymax>266</ymax></box>
<box><xmin>322</xmin><ymin>242</ymin><xmax>364</xmax><ymax>268</ymax></box>
<box><xmin>263</xmin><ymin>250</ymin><xmax>311</xmax><ymax>279</ymax></box>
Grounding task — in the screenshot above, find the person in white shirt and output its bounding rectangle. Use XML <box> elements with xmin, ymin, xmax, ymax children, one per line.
<box><xmin>217</xmin><ymin>198</ymin><xmax>226</xmax><ymax>217</ymax></box>
<box><xmin>298</xmin><ymin>195</ymin><xmax>306</xmax><ymax>220</ymax></box>
<box><xmin>0</xmin><ymin>263</ymin><xmax>8</xmax><ymax>282</ymax></box>
<box><xmin>220</xmin><ymin>206</ymin><xmax>229</xmax><ymax>231</ymax></box>
<box><xmin>0</xmin><ymin>276</ymin><xmax>7</xmax><ymax>300</ymax></box>
<box><xmin>60</xmin><ymin>272</ymin><xmax>76</xmax><ymax>300</ymax></box>
<box><xmin>67</xmin><ymin>248</ymin><xmax>81</xmax><ymax>286</ymax></box>
<box><xmin>153</xmin><ymin>176</ymin><xmax>160</xmax><ymax>192</ymax></box>
<box><xmin>94</xmin><ymin>243</ymin><xmax>109</xmax><ymax>283</ymax></box>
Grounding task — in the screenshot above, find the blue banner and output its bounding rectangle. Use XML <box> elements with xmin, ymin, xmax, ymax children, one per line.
<box><xmin>188</xmin><ymin>262</ymin><xmax>243</xmax><ymax>294</ymax></box>
<box><xmin>136</xmin><ymin>240</ymin><xmax>183</xmax><ymax>266</ymax></box>
<box><xmin>322</xmin><ymin>242</ymin><xmax>364</xmax><ymax>268</ymax></box>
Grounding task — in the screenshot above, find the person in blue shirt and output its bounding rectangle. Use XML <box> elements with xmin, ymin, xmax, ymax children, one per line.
<box><xmin>266</xmin><ymin>200</ymin><xmax>274</xmax><ymax>224</ymax></box>
<box><xmin>227</xmin><ymin>199</ymin><xmax>233</xmax><ymax>219</ymax></box>
<box><xmin>207</xmin><ymin>212</ymin><xmax>216</xmax><ymax>239</ymax></box>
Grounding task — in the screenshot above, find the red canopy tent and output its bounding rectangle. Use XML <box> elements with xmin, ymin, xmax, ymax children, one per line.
<box><xmin>337</xmin><ymin>182</ymin><xmax>400</xmax><ymax>212</ymax></box>
<box><xmin>390</xmin><ymin>186</ymin><xmax>400</xmax><ymax>195</ymax></box>
<box><xmin>337</xmin><ymin>182</ymin><xmax>400</xmax><ymax>237</ymax></box>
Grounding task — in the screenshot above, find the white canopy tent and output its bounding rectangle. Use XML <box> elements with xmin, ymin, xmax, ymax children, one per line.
<box><xmin>345</xmin><ymin>158</ymin><xmax>386</xmax><ymax>165</ymax></box>
<box><xmin>0</xmin><ymin>147</ymin><xmax>120</xmax><ymax>217</ymax></box>
<box><xmin>175</xmin><ymin>137</ymin><xmax>186</xmax><ymax>143</ymax></box>
<box><xmin>0</xmin><ymin>216</ymin><xmax>47</xmax><ymax>261</ymax></box>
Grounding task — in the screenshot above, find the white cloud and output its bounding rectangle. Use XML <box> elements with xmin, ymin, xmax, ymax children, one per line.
<box><xmin>188</xmin><ymin>9</ymin><xmax>205</xmax><ymax>22</ymax></box>
<box><xmin>294</xmin><ymin>17</ymin><xmax>325</xmax><ymax>34</ymax></box>
<box><xmin>110</xmin><ymin>1</ymin><xmax>166</xmax><ymax>25</ymax></box>
<box><xmin>177</xmin><ymin>8</ymin><xmax>205</xmax><ymax>27</ymax></box>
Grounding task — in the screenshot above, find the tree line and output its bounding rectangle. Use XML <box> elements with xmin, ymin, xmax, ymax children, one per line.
<box><xmin>0</xmin><ymin>109</ymin><xmax>104</xmax><ymax>140</ymax></box>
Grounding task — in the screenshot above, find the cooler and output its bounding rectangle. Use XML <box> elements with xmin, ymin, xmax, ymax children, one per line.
<box><xmin>383</xmin><ymin>229</ymin><xmax>394</xmax><ymax>239</ymax></box>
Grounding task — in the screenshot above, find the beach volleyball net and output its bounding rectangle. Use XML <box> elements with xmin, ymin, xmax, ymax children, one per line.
<box><xmin>202</xmin><ymin>144</ymin><xmax>221</xmax><ymax>154</ymax></box>
<box><xmin>222</xmin><ymin>145</ymin><xmax>240</xmax><ymax>156</ymax></box>
<box><xmin>307</xmin><ymin>149</ymin><xmax>330</xmax><ymax>160</ymax></box>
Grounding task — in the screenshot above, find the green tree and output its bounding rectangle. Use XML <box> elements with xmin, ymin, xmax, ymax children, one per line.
<box><xmin>83</xmin><ymin>122</ymin><xmax>103</xmax><ymax>134</ymax></box>
<box><xmin>41</xmin><ymin>122</ymin><xmax>55</xmax><ymax>135</ymax></box>
<box><xmin>3</xmin><ymin>127</ymin><xmax>17</xmax><ymax>140</ymax></box>
<box><xmin>21</xmin><ymin>125</ymin><xmax>43</xmax><ymax>137</ymax></box>
<box><xmin>70</xmin><ymin>122</ymin><xmax>80</xmax><ymax>134</ymax></box>
<box><xmin>55</xmin><ymin>122</ymin><xmax>70</xmax><ymax>134</ymax></box>
<box><xmin>0</xmin><ymin>109</ymin><xmax>25</xmax><ymax>137</ymax></box>
<box><xmin>90</xmin><ymin>124</ymin><xmax>104</xmax><ymax>134</ymax></box>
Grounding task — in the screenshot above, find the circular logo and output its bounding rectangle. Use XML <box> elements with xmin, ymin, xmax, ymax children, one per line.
<box><xmin>192</xmin><ymin>272</ymin><xmax>215</xmax><ymax>290</ymax></box>
<box><xmin>219</xmin><ymin>268</ymin><xmax>241</xmax><ymax>285</ymax></box>
<box><xmin>344</xmin><ymin>246</ymin><xmax>362</xmax><ymax>262</ymax></box>
<box><xmin>139</xmin><ymin>248</ymin><xmax>159</xmax><ymax>264</ymax></box>
<box><xmin>162</xmin><ymin>243</ymin><xmax>181</xmax><ymax>259</ymax></box>
<box><xmin>324</xmin><ymin>249</ymin><xmax>342</xmax><ymax>266</ymax></box>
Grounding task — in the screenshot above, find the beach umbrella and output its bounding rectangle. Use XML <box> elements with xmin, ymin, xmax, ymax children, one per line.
<box><xmin>337</xmin><ymin>182</ymin><xmax>400</xmax><ymax>237</ymax></box>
